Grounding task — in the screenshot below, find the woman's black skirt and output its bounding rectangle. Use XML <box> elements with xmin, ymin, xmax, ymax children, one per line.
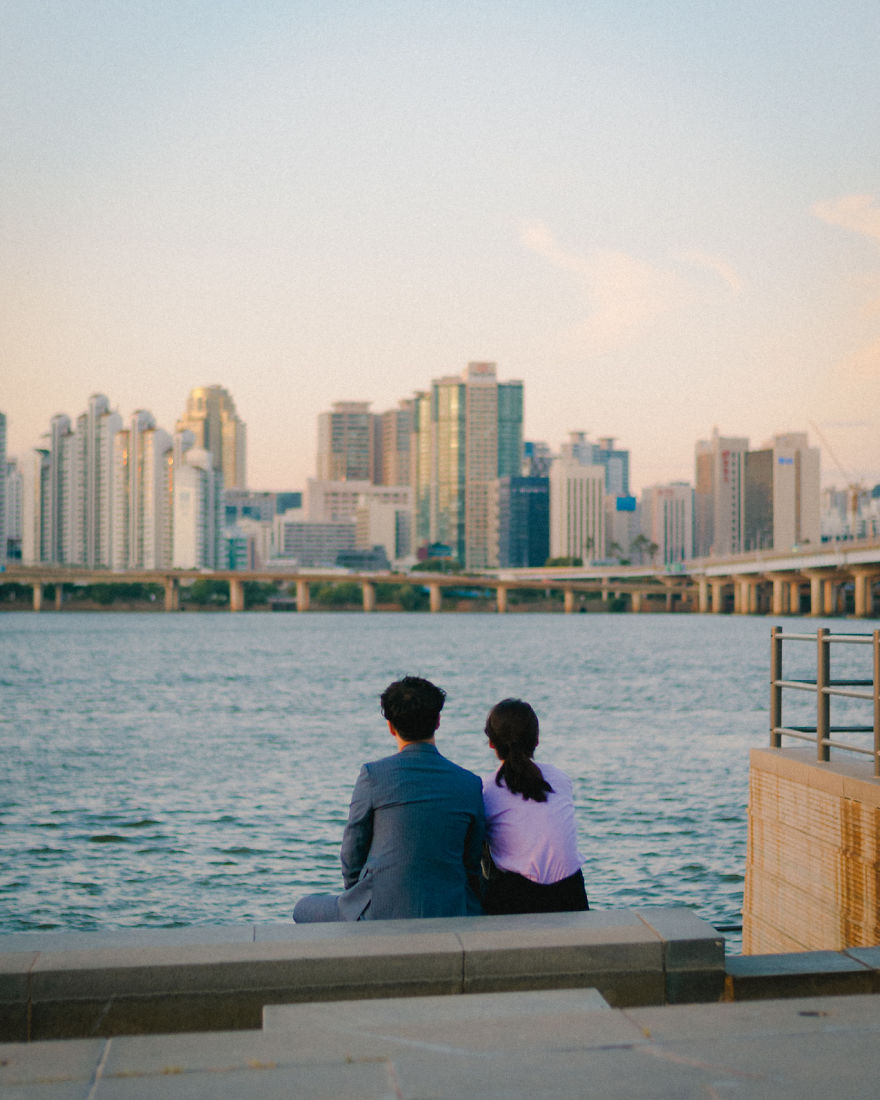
<box><xmin>483</xmin><ymin>867</ymin><xmax>589</xmax><ymax>916</ymax></box>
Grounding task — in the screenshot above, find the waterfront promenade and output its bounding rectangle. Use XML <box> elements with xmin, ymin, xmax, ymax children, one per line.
<box><xmin>5</xmin><ymin>534</ymin><xmax>880</xmax><ymax>615</ymax></box>
<box><xmin>3</xmin><ymin>912</ymin><xmax>880</xmax><ymax>1097</ymax></box>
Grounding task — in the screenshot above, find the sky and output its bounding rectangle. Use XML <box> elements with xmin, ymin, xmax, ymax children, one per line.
<box><xmin>2</xmin><ymin>0</ymin><xmax>880</xmax><ymax>494</ymax></box>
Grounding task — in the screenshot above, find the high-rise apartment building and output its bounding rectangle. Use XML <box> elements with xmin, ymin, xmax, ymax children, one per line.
<box><xmin>173</xmin><ymin>445</ymin><xmax>221</xmax><ymax>569</ymax></box>
<box><xmin>44</xmin><ymin>414</ymin><xmax>73</xmax><ymax>564</ymax></box>
<box><xmin>316</xmin><ymin>401</ymin><xmax>374</xmax><ymax>482</ymax></box>
<box><xmin>177</xmin><ymin>385</ymin><xmax>246</xmax><ymax>490</ymax></box>
<box><xmin>111</xmin><ymin>411</ymin><xmax>172</xmax><ymax>569</ymax></box>
<box><xmin>19</xmin><ymin>448</ymin><xmax>51</xmax><ymax>564</ymax></box>
<box><xmin>71</xmin><ymin>394</ymin><xmax>122</xmax><ymax>567</ymax></box>
<box><xmin>5</xmin><ymin>457</ymin><xmax>22</xmax><ymax>562</ymax></box>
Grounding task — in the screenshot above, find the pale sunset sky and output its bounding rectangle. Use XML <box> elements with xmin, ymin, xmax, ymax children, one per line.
<box><xmin>2</xmin><ymin>0</ymin><xmax>879</xmax><ymax>493</ymax></box>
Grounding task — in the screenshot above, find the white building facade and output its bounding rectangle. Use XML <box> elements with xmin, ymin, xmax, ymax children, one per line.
<box><xmin>640</xmin><ymin>482</ymin><xmax>694</xmax><ymax>564</ymax></box>
<box><xmin>549</xmin><ymin>457</ymin><xmax>605</xmax><ymax>563</ymax></box>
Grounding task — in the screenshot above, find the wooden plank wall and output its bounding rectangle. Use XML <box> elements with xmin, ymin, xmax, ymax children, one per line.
<box><xmin>744</xmin><ymin>747</ymin><xmax>880</xmax><ymax>954</ymax></box>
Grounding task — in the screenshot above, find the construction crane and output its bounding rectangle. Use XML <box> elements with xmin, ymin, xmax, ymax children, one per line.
<box><xmin>809</xmin><ymin>420</ymin><xmax>864</xmax><ymax>537</ymax></box>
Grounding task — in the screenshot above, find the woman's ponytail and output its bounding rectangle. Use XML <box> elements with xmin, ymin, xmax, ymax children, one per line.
<box><xmin>485</xmin><ymin>699</ymin><xmax>553</xmax><ymax>803</ymax></box>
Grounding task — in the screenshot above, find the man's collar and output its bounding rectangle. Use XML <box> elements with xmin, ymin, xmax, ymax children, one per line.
<box><xmin>400</xmin><ymin>740</ymin><xmax>439</xmax><ymax>753</ymax></box>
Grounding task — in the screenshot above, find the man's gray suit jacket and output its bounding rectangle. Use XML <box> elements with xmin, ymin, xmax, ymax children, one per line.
<box><xmin>336</xmin><ymin>741</ymin><xmax>485</xmax><ymax>921</ymax></box>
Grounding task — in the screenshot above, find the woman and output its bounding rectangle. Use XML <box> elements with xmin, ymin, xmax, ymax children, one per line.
<box><xmin>481</xmin><ymin>698</ymin><xmax>588</xmax><ymax>915</ymax></box>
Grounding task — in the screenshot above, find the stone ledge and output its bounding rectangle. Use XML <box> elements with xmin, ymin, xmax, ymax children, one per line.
<box><xmin>0</xmin><ymin>907</ymin><xmax>724</xmax><ymax>1041</ymax></box>
<box><xmin>724</xmin><ymin>949</ymin><xmax>879</xmax><ymax>1001</ymax></box>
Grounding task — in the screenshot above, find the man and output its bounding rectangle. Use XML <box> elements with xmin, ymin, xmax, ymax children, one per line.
<box><xmin>293</xmin><ymin>676</ymin><xmax>485</xmax><ymax>921</ymax></box>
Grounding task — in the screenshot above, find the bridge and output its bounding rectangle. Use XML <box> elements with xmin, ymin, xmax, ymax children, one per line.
<box><xmin>3</xmin><ymin>536</ymin><xmax>880</xmax><ymax>615</ymax></box>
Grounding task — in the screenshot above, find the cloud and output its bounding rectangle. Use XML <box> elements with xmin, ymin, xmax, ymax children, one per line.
<box><xmin>812</xmin><ymin>194</ymin><xmax>880</xmax><ymax>243</ymax></box>
<box><xmin>519</xmin><ymin>220</ymin><xmax>692</xmax><ymax>355</ymax></box>
<box><xmin>680</xmin><ymin>250</ymin><xmax>743</xmax><ymax>294</ymax></box>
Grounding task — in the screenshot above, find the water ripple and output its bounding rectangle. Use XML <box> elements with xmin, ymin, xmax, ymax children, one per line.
<box><xmin>2</xmin><ymin>609</ymin><xmax>850</xmax><ymax>948</ymax></box>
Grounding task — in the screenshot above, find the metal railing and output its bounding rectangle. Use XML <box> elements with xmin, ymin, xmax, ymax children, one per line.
<box><xmin>770</xmin><ymin>626</ymin><xmax>880</xmax><ymax>776</ymax></box>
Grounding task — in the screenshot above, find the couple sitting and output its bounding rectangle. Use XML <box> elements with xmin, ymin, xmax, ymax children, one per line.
<box><xmin>293</xmin><ymin>676</ymin><xmax>588</xmax><ymax>922</ymax></box>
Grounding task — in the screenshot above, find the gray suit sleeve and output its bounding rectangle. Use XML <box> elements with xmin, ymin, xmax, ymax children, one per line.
<box><xmin>340</xmin><ymin>764</ymin><xmax>374</xmax><ymax>889</ymax></box>
<box><xmin>464</xmin><ymin>783</ymin><xmax>487</xmax><ymax>893</ymax></box>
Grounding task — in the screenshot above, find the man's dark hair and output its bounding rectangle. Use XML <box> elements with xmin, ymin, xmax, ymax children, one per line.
<box><xmin>380</xmin><ymin>676</ymin><xmax>446</xmax><ymax>742</ymax></box>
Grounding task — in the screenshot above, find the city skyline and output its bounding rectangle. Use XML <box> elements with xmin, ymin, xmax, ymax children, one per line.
<box><xmin>3</xmin><ymin>3</ymin><xmax>879</xmax><ymax>494</ymax></box>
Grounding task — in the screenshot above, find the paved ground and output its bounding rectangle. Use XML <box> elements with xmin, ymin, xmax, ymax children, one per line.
<box><xmin>3</xmin><ymin>987</ymin><xmax>880</xmax><ymax>1098</ymax></box>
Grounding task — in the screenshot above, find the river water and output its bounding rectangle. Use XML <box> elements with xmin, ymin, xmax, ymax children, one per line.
<box><xmin>2</xmin><ymin>609</ymin><xmax>867</xmax><ymax>948</ymax></box>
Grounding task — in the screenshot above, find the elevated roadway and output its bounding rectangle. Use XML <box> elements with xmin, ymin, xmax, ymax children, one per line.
<box><xmin>4</xmin><ymin>535</ymin><xmax>880</xmax><ymax>615</ymax></box>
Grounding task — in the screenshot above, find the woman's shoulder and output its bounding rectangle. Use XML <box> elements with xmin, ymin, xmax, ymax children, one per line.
<box><xmin>535</xmin><ymin>760</ymin><xmax>573</xmax><ymax>787</ymax></box>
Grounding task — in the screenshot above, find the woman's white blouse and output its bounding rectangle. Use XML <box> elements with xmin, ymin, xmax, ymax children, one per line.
<box><xmin>481</xmin><ymin>760</ymin><xmax>584</xmax><ymax>885</ymax></box>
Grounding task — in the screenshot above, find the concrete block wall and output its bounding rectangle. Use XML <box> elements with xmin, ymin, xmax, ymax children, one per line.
<box><xmin>744</xmin><ymin>747</ymin><xmax>880</xmax><ymax>954</ymax></box>
<box><xmin>0</xmin><ymin>908</ymin><xmax>725</xmax><ymax>1042</ymax></box>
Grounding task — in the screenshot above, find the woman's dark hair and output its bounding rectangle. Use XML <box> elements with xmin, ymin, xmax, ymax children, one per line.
<box><xmin>485</xmin><ymin>698</ymin><xmax>554</xmax><ymax>802</ymax></box>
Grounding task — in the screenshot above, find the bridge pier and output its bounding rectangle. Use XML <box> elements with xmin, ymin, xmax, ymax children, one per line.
<box><xmin>54</xmin><ymin>584</ymin><xmax>63</xmax><ymax>610</ymax></box>
<box><xmin>697</xmin><ymin>578</ymin><xmax>709</xmax><ymax>613</ymax></box>
<box><xmin>771</xmin><ymin>578</ymin><xmax>785</xmax><ymax>616</ymax></box>
<box><xmin>710</xmin><ymin>581</ymin><xmax>725</xmax><ymax>613</ymax></box>
<box><xmin>428</xmin><ymin>584</ymin><xmax>442</xmax><ymax>613</ymax></box>
<box><xmin>563</xmin><ymin>588</ymin><xmax>575</xmax><ymax>614</ymax></box>
<box><xmin>362</xmin><ymin>581</ymin><xmax>376</xmax><ymax>613</ymax></box>
<box><xmin>229</xmin><ymin>577</ymin><xmax>245</xmax><ymax>612</ymax></box>
<box><xmin>164</xmin><ymin>578</ymin><xmax>179</xmax><ymax>612</ymax></box>
<box><xmin>807</xmin><ymin>574</ymin><xmax>835</xmax><ymax>618</ymax></box>
<box><xmin>32</xmin><ymin>583</ymin><xmax>43</xmax><ymax>612</ymax></box>
<box><xmin>496</xmin><ymin>585</ymin><xmax>508</xmax><ymax>613</ymax></box>
<box><xmin>296</xmin><ymin>580</ymin><xmax>310</xmax><ymax>612</ymax></box>
<box><xmin>631</xmin><ymin>592</ymin><xmax>642</xmax><ymax>613</ymax></box>
<box><xmin>853</xmin><ymin>570</ymin><xmax>876</xmax><ymax>618</ymax></box>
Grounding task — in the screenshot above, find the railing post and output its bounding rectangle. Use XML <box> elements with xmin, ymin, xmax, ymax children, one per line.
<box><xmin>874</xmin><ymin>630</ymin><xmax>880</xmax><ymax>778</ymax></box>
<box><xmin>817</xmin><ymin>627</ymin><xmax>830</xmax><ymax>762</ymax></box>
<box><xmin>770</xmin><ymin>626</ymin><xmax>782</xmax><ymax>748</ymax></box>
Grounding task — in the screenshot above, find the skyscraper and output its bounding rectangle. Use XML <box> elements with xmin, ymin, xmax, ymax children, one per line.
<box><xmin>412</xmin><ymin>362</ymin><xmax>523</xmax><ymax>568</ymax></box>
<box><xmin>376</xmin><ymin>399</ymin><xmax>413</xmax><ymax>486</ymax></box>
<box><xmin>73</xmin><ymin>394</ymin><xmax>122</xmax><ymax>567</ymax></box>
<box><xmin>177</xmin><ymin>385</ymin><xmax>246</xmax><ymax>490</ymax></box>
<box><xmin>694</xmin><ymin>429</ymin><xmax>749</xmax><ymax>557</ymax></box>
<box><xmin>496</xmin><ymin>475</ymin><xmax>550</xmax><ymax>567</ymax></box>
<box><xmin>45</xmin><ymin>414</ymin><xmax>73</xmax><ymax>564</ymax></box>
<box><xmin>316</xmin><ymin>401</ymin><xmax>374</xmax><ymax>482</ymax></box>
<box><xmin>173</xmin><ymin>445</ymin><xmax>221</xmax><ymax>569</ymax></box>
<box><xmin>18</xmin><ymin>447</ymin><xmax>50</xmax><ymax>564</ymax></box>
